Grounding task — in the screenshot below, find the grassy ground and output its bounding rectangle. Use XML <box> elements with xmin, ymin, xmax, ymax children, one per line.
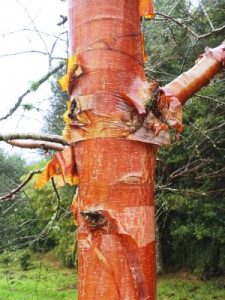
<box><xmin>158</xmin><ymin>273</ymin><xmax>225</xmax><ymax>300</ymax></box>
<box><xmin>1</xmin><ymin>252</ymin><xmax>225</xmax><ymax>299</ymax></box>
<box><xmin>0</xmin><ymin>252</ymin><xmax>77</xmax><ymax>300</ymax></box>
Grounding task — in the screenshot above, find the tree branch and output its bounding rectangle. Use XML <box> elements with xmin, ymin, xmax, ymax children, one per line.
<box><xmin>197</xmin><ymin>24</ymin><xmax>225</xmax><ymax>40</ymax></box>
<box><xmin>162</xmin><ymin>41</ymin><xmax>225</xmax><ymax>105</ymax></box>
<box><xmin>155</xmin><ymin>12</ymin><xmax>198</xmax><ymax>38</ymax></box>
<box><xmin>155</xmin><ymin>12</ymin><xmax>225</xmax><ymax>41</ymax></box>
<box><xmin>195</xmin><ymin>94</ymin><xmax>225</xmax><ymax>106</ymax></box>
<box><xmin>199</xmin><ymin>0</ymin><xmax>215</xmax><ymax>31</ymax></box>
<box><xmin>0</xmin><ymin>133</ymin><xmax>68</xmax><ymax>145</ymax></box>
<box><xmin>51</xmin><ymin>178</ymin><xmax>61</xmax><ymax>218</ymax></box>
<box><xmin>7</xmin><ymin>140</ymin><xmax>66</xmax><ymax>151</ymax></box>
<box><xmin>0</xmin><ymin>61</ymin><xmax>65</xmax><ymax>121</ymax></box>
<box><xmin>0</xmin><ymin>170</ymin><xmax>42</xmax><ymax>201</ymax></box>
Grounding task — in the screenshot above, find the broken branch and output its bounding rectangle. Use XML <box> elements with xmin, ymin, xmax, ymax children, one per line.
<box><xmin>163</xmin><ymin>41</ymin><xmax>225</xmax><ymax>105</ymax></box>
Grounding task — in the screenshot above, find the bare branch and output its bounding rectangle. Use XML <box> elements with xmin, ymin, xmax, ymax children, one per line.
<box><xmin>0</xmin><ymin>170</ymin><xmax>42</xmax><ymax>201</ymax></box>
<box><xmin>51</xmin><ymin>178</ymin><xmax>61</xmax><ymax>219</ymax></box>
<box><xmin>197</xmin><ymin>24</ymin><xmax>225</xmax><ymax>40</ymax></box>
<box><xmin>49</xmin><ymin>32</ymin><xmax>68</xmax><ymax>67</ymax></box>
<box><xmin>195</xmin><ymin>166</ymin><xmax>225</xmax><ymax>180</ymax></box>
<box><xmin>1</xmin><ymin>28</ymin><xmax>67</xmax><ymax>42</ymax></box>
<box><xmin>51</xmin><ymin>178</ymin><xmax>61</xmax><ymax>202</ymax></box>
<box><xmin>199</xmin><ymin>0</ymin><xmax>215</xmax><ymax>31</ymax></box>
<box><xmin>0</xmin><ymin>133</ymin><xmax>68</xmax><ymax>145</ymax></box>
<box><xmin>156</xmin><ymin>186</ymin><xmax>207</xmax><ymax>196</ymax></box>
<box><xmin>168</xmin><ymin>0</ymin><xmax>183</xmax><ymax>16</ymax></box>
<box><xmin>18</xmin><ymin>0</ymin><xmax>50</xmax><ymax>56</ymax></box>
<box><xmin>0</xmin><ymin>61</ymin><xmax>65</xmax><ymax>121</ymax></box>
<box><xmin>195</xmin><ymin>94</ymin><xmax>225</xmax><ymax>106</ymax></box>
<box><xmin>155</xmin><ymin>12</ymin><xmax>198</xmax><ymax>38</ymax></box>
<box><xmin>179</xmin><ymin>41</ymin><xmax>196</xmax><ymax>74</ymax></box>
<box><xmin>155</xmin><ymin>12</ymin><xmax>225</xmax><ymax>41</ymax></box>
<box><xmin>7</xmin><ymin>140</ymin><xmax>65</xmax><ymax>151</ymax></box>
<box><xmin>0</xmin><ymin>50</ymin><xmax>49</xmax><ymax>58</ymax></box>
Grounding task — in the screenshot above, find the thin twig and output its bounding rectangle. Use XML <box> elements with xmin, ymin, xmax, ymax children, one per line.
<box><xmin>197</xmin><ymin>24</ymin><xmax>225</xmax><ymax>40</ymax></box>
<box><xmin>0</xmin><ymin>170</ymin><xmax>42</xmax><ymax>201</ymax></box>
<box><xmin>1</xmin><ymin>28</ymin><xmax>67</xmax><ymax>41</ymax></box>
<box><xmin>199</xmin><ymin>1</ymin><xmax>215</xmax><ymax>31</ymax></box>
<box><xmin>155</xmin><ymin>12</ymin><xmax>198</xmax><ymax>38</ymax></box>
<box><xmin>168</xmin><ymin>0</ymin><xmax>183</xmax><ymax>16</ymax></box>
<box><xmin>51</xmin><ymin>178</ymin><xmax>61</xmax><ymax>218</ymax></box>
<box><xmin>0</xmin><ymin>62</ymin><xmax>65</xmax><ymax>121</ymax></box>
<box><xmin>195</xmin><ymin>94</ymin><xmax>225</xmax><ymax>106</ymax></box>
<box><xmin>51</xmin><ymin>178</ymin><xmax>61</xmax><ymax>203</ymax></box>
<box><xmin>18</xmin><ymin>0</ymin><xmax>50</xmax><ymax>56</ymax></box>
<box><xmin>0</xmin><ymin>50</ymin><xmax>49</xmax><ymax>58</ymax></box>
<box><xmin>179</xmin><ymin>42</ymin><xmax>195</xmax><ymax>74</ymax></box>
<box><xmin>155</xmin><ymin>12</ymin><xmax>225</xmax><ymax>41</ymax></box>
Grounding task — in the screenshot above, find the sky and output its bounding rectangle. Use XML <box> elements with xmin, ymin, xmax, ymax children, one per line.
<box><xmin>0</xmin><ymin>0</ymin><xmax>68</xmax><ymax>162</ymax></box>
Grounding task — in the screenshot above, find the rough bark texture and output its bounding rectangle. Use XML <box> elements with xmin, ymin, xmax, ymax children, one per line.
<box><xmin>66</xmin><ymin>2</ymin><xmax>225</xmax><ymax>299</ymax></box>
<box><xmin>75</xmin><ymin>139</ymin><xmax>157</xmax><ymax>299</ymax></box>
<box><xmin>68</xmin><ymin>1</ymin><xmax>157</xmax><ymax>299</ymax></box>
<box><xmin>162</xmin><ymin>43</ymin><xmax>225</xmax><ymax>106</ymax></box>
<box><xmin>35</xmin><ymin>1</ymin><xmax>225</xmax><ymax>299</ymax></box>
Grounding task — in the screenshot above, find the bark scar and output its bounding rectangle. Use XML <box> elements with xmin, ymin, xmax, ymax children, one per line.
<box><xmin>80</xmin><ymin>209</ymin><xmax>151</xmax><ymax>300</ymax></box>
<box><xmin>81</xmin><ymin>211</ymin><xmax>108</xmax><ymax>229</ymax></box>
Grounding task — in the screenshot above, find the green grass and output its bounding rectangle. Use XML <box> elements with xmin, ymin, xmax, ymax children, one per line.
<box><xmin>1</xmin><ymin>252</ymin><xmax>225</xmax><ymax>299</ymax></box>
<box><xmin>158</xmin><ymin>274</ymin><xmax>225</xmax><ymax>300</ymax></box>
<box><xmin>0</xmin><ymin>252</ymin><xmax>77</xmax><ymax>300</ymax></box>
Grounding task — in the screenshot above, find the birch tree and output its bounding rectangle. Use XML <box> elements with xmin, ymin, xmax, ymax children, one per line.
<box><xmin>1</xmin><ymin>0</ymin><xmax>225</xmax><ymax>299</ymax></box>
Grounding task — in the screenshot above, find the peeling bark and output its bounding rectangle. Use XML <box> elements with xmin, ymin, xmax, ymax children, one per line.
<box><xmin>162</xmin><ymin>43</ymin><xmax>225</xmax><ymax>106</ymax></box>
<box><xmin>66</xmin><ymin>1</ymin><xmax>157</xmax><ymax>298</ymax></box>
<box><xmin>66</xmin><ymin>1</ymin><xmax>224</xmax><ymax>299</ymax></box>
<box><xmin>75</xmin><ymin>139</ymin><xmax>157</xmax><ymax>299</ymax></box>
<box><xmin>35</xmin><ymin>1</ymin><xmax>225</xmax><ymax>299</ymax></box>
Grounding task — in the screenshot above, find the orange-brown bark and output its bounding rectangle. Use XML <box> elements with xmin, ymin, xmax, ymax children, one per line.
<box><xmin>67</xmin><ymin>1</ymin><xmax>157</xmax><ymax>299</ymax></box>
<box><xmin>75</xmin><ymin>139</ymin><xmax>157</xmax><ymax>299</ymax></box>
<box><xmin>163</xmin><ymin>43</ymin><xmax>225</xmax><ymax>105</ymax></box>
<box><xmin>36</xmin><ymin>1</ymin><xmax>225</xmax><ymax>299</ymax></box>
<box><xmin>156</xmin><ymin>42</ymin><xmax>225</xmax><ymax>134</ymax></box>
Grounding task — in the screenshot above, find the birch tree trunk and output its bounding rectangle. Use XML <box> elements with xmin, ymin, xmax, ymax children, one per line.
<box><xmin>36</xmin><ymin>1</ymin><xmax>225</xmax><ymax>299</ymax></box>
<box><xmin>68</xmin><ymin>1</ymin><xmax>157</xmax><ymax>299</ymax></box>
<box><xmin>66</xmin><ymin>1</ymin><xmax>225</xmax><ymax>298</ymax></box>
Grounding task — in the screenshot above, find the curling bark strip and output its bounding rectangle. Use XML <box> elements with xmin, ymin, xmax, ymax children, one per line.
<box><xmin>35</xmin><ymin>1</ymin><xmax>225</xmax><ymax>299</ymax></box>
<box><xmin>159</xmin><ymin>42</ymin><xmax>225</xmax><ymax>131</ymax></box>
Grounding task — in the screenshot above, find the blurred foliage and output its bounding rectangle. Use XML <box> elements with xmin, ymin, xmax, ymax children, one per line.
<box><xmin>44</xmin><ymin>67</ymin><xmax>68</xmax><ymax>136</ymax></box>
<box><xmin>23</xmin><ymin>162</ymin><xmax>77</xmax><ymax>267</ymax></box>
<box><xmin>19</xmin><ymin>250</ymin><xmax>31</xmax><ymax>271</ymax></box>
<box><xmin>0</xmin><ymin>152</ymin><xmax>76</xmax><ymax>267</ymax></box>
